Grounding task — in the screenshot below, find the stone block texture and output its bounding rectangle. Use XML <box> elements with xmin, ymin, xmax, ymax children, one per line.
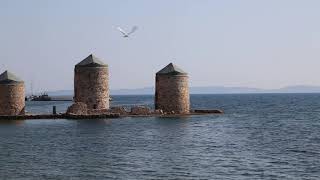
<box><xmin>66</xmin><ymin>102</ymin><xmax>88</xmax><ymax>115</ymax></box>
<box><xmin>155</xmin><ymin>74</ymin><xmax>190</xmax><ymax>114</ymax></box>
<box><xmin>0</xmin><ymin>83</ymin><xmax>25</xmax><ymax>115</ymax></box>
<box><xmin>74</xmin><ymin>66</ymin><xmax>109</xmax><ymax>110</ymax></box>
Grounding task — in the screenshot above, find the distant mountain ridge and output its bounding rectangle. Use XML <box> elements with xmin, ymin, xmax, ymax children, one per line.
<box><xmin>47</xmin><ymin>85</ymin><xmax>320</xmax><ymax>96</ymax></box>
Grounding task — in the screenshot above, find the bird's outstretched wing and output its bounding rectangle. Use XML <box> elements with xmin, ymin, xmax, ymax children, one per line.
<box><xmin>128</xmin><ymin>26</ymin><xmax>138</xmax><ymax>35</ymax></box>
<box><xmin>117</xmin><ymin>27</ymin><xmax>128</xmax><ymax>36</ymax></box>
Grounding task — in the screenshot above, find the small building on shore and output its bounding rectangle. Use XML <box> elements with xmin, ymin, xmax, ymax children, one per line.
<box><xmin>0</xmin><ymin>71</ymin><xmax>25</xmax><ymax>115</ymax></box>
<box><xmin>73</xmin><ymin>54</ymin><xmax>109</xmax><ymax>111</ymax></box>
<box><xmin>155</xmin><ymin>63</ymin><xmax>190</xmax><ymax>114</ymax></box>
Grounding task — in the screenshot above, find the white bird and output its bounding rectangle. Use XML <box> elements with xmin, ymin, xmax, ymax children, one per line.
<box><xmin>117</xmin><ymin>26</ymin><xmax>138</xmax><ymax>38</ymax></box>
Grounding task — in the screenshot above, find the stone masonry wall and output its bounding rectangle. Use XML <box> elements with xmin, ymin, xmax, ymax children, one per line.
<box><xmin>155</xmin><ymin>75</ymin><xmax>190</xmax><ymax>114</ymax></box>
<box><xmin>0</xmin><ymin>83</ymin><xmax>25</xmax><ymax>115</ymax></box>
<box><xmin>74</xmin><ymin>66</ymin><xmax>109</xmax><ymax>110</ymax></box>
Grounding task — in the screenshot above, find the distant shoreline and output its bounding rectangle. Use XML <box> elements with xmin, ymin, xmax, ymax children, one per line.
<box><xmin>38</xmin><ymin>93</ymin><xmax>320</xmax><ymax>100</ymax></box>
<box><xmin>42</xmin><ymin>85</ymin><xmax>320</xmax><ymax>96</ymax></box>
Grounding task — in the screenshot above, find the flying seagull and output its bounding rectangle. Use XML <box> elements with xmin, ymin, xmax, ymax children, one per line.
<box><xmin>117</xmin><ymin>26</ymin><xmax>138</xmax><ymax>38</ymax></box>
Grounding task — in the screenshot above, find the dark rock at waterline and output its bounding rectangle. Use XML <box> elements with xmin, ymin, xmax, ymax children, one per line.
<box><xmin>193</xmin><ymin>109</ymin><xmax>224</xmax><ymax>114</ymax></box>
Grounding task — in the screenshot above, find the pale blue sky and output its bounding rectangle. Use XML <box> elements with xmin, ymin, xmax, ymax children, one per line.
<box><xmin>1</xmin><ymin>0</ymin><xmax>320</xmax><ymax>92</ymax></box>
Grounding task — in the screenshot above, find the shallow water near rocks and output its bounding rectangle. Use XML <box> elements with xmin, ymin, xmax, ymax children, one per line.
<box><xmin>0</xmin><ymin>94</ymin><xmax>320</xmax><ymax>179</ymax></box>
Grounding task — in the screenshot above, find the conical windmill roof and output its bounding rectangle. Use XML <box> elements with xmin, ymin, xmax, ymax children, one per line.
<box><xmin>156</xmin><ymin>63</ymin><xmax>187</xmax><ymax>75</ymax></box>
<box><xmin>0</xmin><ymin>70</ymin><xmax>23</xmax><ymax>84</ymax></box>
<box><xmin>76</xmin><ymin>54</ymin><xmax>107</xmax><ymax>67</ymax></box>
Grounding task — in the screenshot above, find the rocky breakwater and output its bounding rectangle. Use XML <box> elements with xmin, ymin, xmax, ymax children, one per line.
<box><xmin>65</xmin><ymin>102</ymin><xmax>120</xmax><ymax>119</ymax></box>
<box><xmin>0</xmin><ymin>105</ymin><xmax>223</xmax><ymax>121</ymax></box>
<box><xmin>108</xmin><ymin>105</ymin><xmax>223</xmax><ymax>117</ymax></box>
<box><xmin>108</xmin><ymin>106</ymin><xmax>152</xmax><ymax>116</ymax></box>
<box><xmin>0</xmin><ymin>113</ymin><xmax>120</xmax><ymax>120</ymax></box>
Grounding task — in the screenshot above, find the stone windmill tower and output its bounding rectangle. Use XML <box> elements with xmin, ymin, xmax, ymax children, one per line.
<box><xmin>155</xmin><ymin>63</ymin><xmax>190</xmax><ymax>114</ymax></box>
<box><xmin>74</xmin><ymin>54</ymin><xmax>109</xmax><ymax>110</ymax></box>
<box><xmin>0</xmin><ymin>71</ymin><xmax>25</xmax><ymax>115</ymax></box>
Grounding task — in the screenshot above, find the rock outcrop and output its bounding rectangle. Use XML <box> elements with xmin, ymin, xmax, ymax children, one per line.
<box><xmin>109</xmin><ymin>106</ymin><xmax>128</xmax><ymax>115</ymax></box>
<box><xmin>153</xmin><ymin>109</ymin><xmax>164</xmax><ymax>115</ymax></box>
<box><xmin>66</xmin><ymin>102</ymin><xmax>88</xmax><ymax>115</ymax></box>
<box><xmin>130</xmin><ymin>106</ymin><xmax>151</xmax><ymax>115</ymax></box>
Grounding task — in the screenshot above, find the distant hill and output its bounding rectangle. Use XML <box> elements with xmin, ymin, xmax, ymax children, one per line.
<box><xmin>270</xmin><ymin>85</ymin><xmax>320</xmax><ymax>93</ymax></box>
<box><xmin>47</xmin><ymin>85</ymin><xmax>320</xmax><ymax>96</ymax></box>
<box><xmin>110</xmin><ymin>87</ymin><xmax>154</xmax><ymax>95</ymax></box>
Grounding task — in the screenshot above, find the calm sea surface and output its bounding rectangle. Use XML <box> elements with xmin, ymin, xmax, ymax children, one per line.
<box><xmin>0</xmin><ymin>94</ymin><xmax>320</xmax><ymax>179</ymax></box>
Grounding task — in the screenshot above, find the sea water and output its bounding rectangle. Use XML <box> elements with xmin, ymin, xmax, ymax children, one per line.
<box><xmin>0</xmin><ymin>94</ymin><xmax>319</xmax><ymax>179</ymax></box>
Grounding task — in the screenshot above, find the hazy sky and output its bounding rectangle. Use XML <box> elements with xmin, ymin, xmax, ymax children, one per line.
<box><xmin>1</xmin><ymin>0</ymin><xmax>320</xmax><ymax>92</ymax></box>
